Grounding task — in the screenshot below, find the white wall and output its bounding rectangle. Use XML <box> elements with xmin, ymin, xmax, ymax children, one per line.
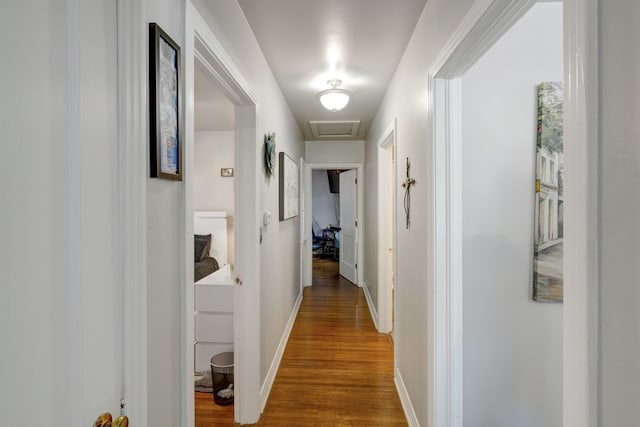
<box><xmin>461</xmin><ymin>3</ymin><xmax>562</xmax><ymax>426</ymax></box>
<box><xmin>145</xmin><ymin>1</ymin><xmax>185</xmax><ymax>425</ymax></box>
<box><xmin>0</xmin><ymin>1</ymin><xmax>122</xmax><ymax>425</ymax></box>
<box><xmin>195</xmin><ymin>131</ymin><xmax>235</xmax><ymax>263</ymax></box>
<box><xmin>364</xmin><ymin>1</ymin><xmax>478</xmax><ymax>423</ymax></box>
<box><xmin>305</xmin><ymin>140</ymin><xmax>364</xmax><ymax>164</ymax></box>
<box><xmin>191</xmin><ymin>0</ymin><xmax>305</xmax><ymax>389</ymax></box>
<box><xmin>599</xmin><ymin>0</ymin><xmax>640</xmax><ymax>424</ymax></box>
<box><xmin>312</xmin><ymin>170</ymin><xmax>338</xmax><ymax>230</ymax></box>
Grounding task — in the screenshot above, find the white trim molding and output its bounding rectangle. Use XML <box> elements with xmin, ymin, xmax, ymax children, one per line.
<box><xmin>376</xmin><ymin>119</ymin><xmax>397</xmax><ymax>334</ymax></box>
<box><xmin>260</xmin><ymin>292</ymin><xmax>303</xmax><ymax>411</ymax></box>
<box><xmin>117</xmin><ymin>0</ymin><xmax>148</xmax><ymax>424</ymax></box>
<box><xmin>302</xmin><ymin>162</ymin><xmax>365</xmax><ymax>288</ymax></box>
<box><xmin>183</xmin><ymin>8</ymin><xmax>196</xmax><ymax>427</ymax></box>
<box><xmin>67</xmin><ymin>1</ymin><xmax>83</xmax><ymax>423</ymax></box>
<box><xmin>299</xmin><ymin>157</ymin><xmax>309</xmax><ymax>292</ymax></box>
<box><xmin>185</xmin><ymin>3</ymin><xmax>261</xmax><ymax>425</ymax></box>
<box><xmin>432</xmin><ymin>0</ymin><xmax>536</xmax><ymax>78</ymax></box>
<box><xmin>428</xmin><ymin>75</ymin><xmax>464</xmax><ymax>427</ymax></box>
<box><xmin>362</xmin><ymin>281</ymin><xmax>380</xmax><ymax>331</ymax></box>
<box><xmin>395</xmin><ymin>368</ymin><xmax>420</xmax><ymax>427</ymax></box>
<box><xmin>562</xmin><ymin>0</ymin><xmax>600</xmax><ymax>426</ymax></box>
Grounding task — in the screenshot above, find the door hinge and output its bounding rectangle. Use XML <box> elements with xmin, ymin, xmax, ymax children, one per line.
<box><xmin>355</xmin><ymin>220</ymin><xmax>358</xmax><ymax>227</ymax></box>
<box><xmin>355</xmin><ymin>178</ymin><xmax>358</xmax><ymax>184</ymax></box>
<box><xmin>120</xmin><ymin>398</ymin><xmax>126</xmax><ymax>416</ymax></box>
<box><xmin>355</xmin><ymin>263</ymin><xmax>358</xmax><ymax>269</ymax></box>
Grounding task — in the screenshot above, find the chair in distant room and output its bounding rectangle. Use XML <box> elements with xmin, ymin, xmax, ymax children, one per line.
<box><xmin>321</xmin><ymin>226</ymin><xmax>340</xmax><ymax>261</ymax></box>
<box><xmin>312</xmin><ymin>218</ymin><xmax>327</xmax><ymax>255</ymax></box>
<box><xmin>312</xmin><ymin>228</ymin><xmax>326</xmax><ymax>254</ymax></box>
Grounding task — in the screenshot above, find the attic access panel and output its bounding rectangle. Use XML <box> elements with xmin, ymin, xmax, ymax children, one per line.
<box><xmin>309</xmin><ymin>120</ymin><xmax>360</xmax><ymax>139</ymax></box>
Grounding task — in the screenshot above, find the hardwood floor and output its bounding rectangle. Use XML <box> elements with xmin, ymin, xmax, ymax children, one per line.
<box><xmin>195</xmin><ymin>258</ymin><xmax>406</xmax><ymax>426</ymax></box>
<box><xmin>195</xmin><ymin>391</ymin><xmax>234</xmax><ymax>426</ymax></box>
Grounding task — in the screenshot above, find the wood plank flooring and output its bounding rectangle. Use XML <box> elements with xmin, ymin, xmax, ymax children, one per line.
<box><xmin>195</xmin><ymin>258</ymin><xmax>406</xmax><ymax>426</ymax></box>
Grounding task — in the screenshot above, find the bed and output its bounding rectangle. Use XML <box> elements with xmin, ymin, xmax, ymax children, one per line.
<box><xmin>194</xmin><ymin>238</ymin><xmax>219</xmax><ymax>282</ymax></box>
<box><xmin>193</xmin><ymin>211</ymin><xmax>228</xmax><ymax>282</ymax></box>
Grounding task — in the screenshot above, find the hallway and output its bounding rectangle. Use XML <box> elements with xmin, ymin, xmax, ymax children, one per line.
<box><xmin>195</xmin><ymin>258</ymin><xmax>406</xmax><ymax>426</ymax></box>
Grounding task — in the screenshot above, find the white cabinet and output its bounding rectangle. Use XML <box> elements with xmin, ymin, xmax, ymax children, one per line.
<box><xmin>194</xmin><ymin>265</ymin><xmax>233</xmax><ymax>372</ymax></box>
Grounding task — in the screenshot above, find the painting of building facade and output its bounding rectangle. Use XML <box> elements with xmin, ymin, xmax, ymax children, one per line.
<box><xmin>533</xmin><ymin>82</ymin><xmax>564</xmax><ymax>302</ymax></box>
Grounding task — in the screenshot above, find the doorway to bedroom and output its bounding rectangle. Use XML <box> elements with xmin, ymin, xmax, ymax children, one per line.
<box><xmin>191</xmin><ymin>50</ymin><xmax>237</xmax><ymax>425</ymax></box>
<box><xmin>310</xmin><ymin>169</ymin><xmax>342</xmax><ymax>279</ymax></box>
<box><xmin>185</xmin><ymin>6</ymin><xmax>261</xmax><ymax>424</ymax></box>
<box><xmin>303</xmin><ymin>163</ymin><xmax>363</xmax><ymax>289</ymax></box>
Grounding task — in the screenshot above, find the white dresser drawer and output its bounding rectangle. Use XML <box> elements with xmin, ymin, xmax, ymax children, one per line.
<box><xmin>193</xmin><ymin>264</ymin><xmax>234</xmax><ymax>373</ymax></box>
<box><xmin>194</xmin><ymin>284</ymin><xmax>233</xmax><ymax>312</ymax></box>
<box><xmin>194</xmin><ymin>312</ymin><xmax>233</xmax><ymax>342</ymax></box>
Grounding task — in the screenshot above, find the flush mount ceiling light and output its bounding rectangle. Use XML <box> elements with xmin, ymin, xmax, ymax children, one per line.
<box><xmin>317</xmin><ymin>79</ymin><xmax>351</xmax><ymax>112</ymax></box>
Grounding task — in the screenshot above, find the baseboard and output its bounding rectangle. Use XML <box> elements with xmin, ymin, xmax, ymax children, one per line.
<box><xmin>259</xmin><ymin>291</ymin><xmax>303</xmax><ymax>412</ymax></box>
<box><xmin>362</xmin><ymin>281</ymin><xmax>380</xmax><ymax>332</ymax></box>
<box><xmin>395</xmin><ymin>368</ymin><xmax>421</xmax><ymax>427</ymax></box>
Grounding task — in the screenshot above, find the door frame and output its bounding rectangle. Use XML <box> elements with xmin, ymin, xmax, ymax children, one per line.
<box><xmin>426</xmin><ymin>0</ymin><xmax>599</xmax><ymax>426</ymax></box>
<box><xmin>562</xmin><ymin>0</ymin><xmax>600</xmax><ymax>425</ymax></box>
<box><xmin>299</xmin><ymin>157</ymin><xmax>308</xmax><ymax>293</ymax></box>
<box><xmin>184</xmin><ymin>3</ymin><xmax>261</xmax><ymax>426</ymax></box>
<box><xmin>302</xmin><ymin>162</ymin><xmax>364</xmax><ymax>288</ymax></box>
<box><xmin>118</xmin><ymin>0</ymin><xmax>148</xmax><ymax>424</ymax></box>
<box><xmin>377</xmin><ymin>119</ymin><xmax>398</xmax><ymax>334</ymax></box>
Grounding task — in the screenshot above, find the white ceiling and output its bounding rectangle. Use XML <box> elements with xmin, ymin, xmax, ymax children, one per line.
<box><xmin>236</xmin><ymin>0</ymin><xmax>428</xmax><ymax>141</ymax></box>
<box><xmin>194</xmin><ymin>1</ymin><xmax>427</xmax><ymax>139</ymax></box>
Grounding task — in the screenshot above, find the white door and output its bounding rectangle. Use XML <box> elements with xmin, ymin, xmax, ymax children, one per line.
<box><xmin>1</xmin><ymin>1</ymin><xmax>124</xmax><ymax>425</ymax></box>
<box><xmin>339</xmin><ymin>169</ymin><xmax>358</xmax><ymax>283</ymax></box>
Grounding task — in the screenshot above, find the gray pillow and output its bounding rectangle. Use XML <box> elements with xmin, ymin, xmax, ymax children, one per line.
<box><xmin>194</xmin><ymin>234</ymin><xmax>211</xmax><ymax>262</ymax></box>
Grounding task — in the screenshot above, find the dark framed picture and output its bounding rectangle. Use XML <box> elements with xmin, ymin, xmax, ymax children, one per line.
<box><xmin>279</xmin><ymin>152</ymin><xmax>299</xmax><ymax>221</ymax></box>
<box><xmin>149</xmin><ymin>23</ymin><xmax>182</xmax><ymax>181</ymax></box>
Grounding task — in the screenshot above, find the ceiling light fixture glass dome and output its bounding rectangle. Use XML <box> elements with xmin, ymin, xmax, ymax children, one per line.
<box><xmin>318</xmin><ymin>79</ymin><xmax>351</xmax><ymax>112</ymax></box>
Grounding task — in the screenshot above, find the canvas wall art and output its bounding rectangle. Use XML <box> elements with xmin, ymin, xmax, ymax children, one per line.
<box><xmin>533</xmin><ymin>82</ymin><xmax>564</xmax><ymax>302</ymax></box>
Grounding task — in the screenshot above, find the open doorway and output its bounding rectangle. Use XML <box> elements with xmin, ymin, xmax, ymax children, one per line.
<box><xmin>310</xmin><ymin>168</ymin><xmax>342</xmax><ymax>287</ymax></box>
<box><xmin>303</xmin><ymin>163</ymin><xmax>364</xmax><ymax>289</ymax></box>
<box><xmin>191</xmin><ymin>59</ymin><xmax>236</xmax><ymax>424</ymax></box>
<box><xmin>310</xmin><ymin>168</ymin><xmax>358</xmax><ymax>285</ymax></box>
<box><xmin>184</xmin><ymin>4</ymin><xmax>261</xmax><ymax>425</ymax></box>
<box><xmin>311</xmin><ymin>169</ymin><xmax>341</xmax><ymax>264</ymax></box>
<box><xmin>428</xmin><ymin>1</ymin><xmax>564</xmax><ymax>424</ymax></box>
